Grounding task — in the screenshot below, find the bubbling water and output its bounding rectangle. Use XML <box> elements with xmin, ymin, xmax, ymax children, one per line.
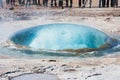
<box><xmin>10</xmin><ymin>23</ymin><xmax>118</xmax><ymax>52</ymax></box>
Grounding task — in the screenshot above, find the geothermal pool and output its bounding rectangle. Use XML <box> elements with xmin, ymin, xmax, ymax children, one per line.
<box><xmin>10</xmin><ymin>23</ymin><xmax>116</xmax><ymax>50</ymax></box>
<box><xmin>0</xmin><ymin>13</ymin><xmax>120</xmax><ymax>58</ymax></box>
<box><xmin>0</xmin><ymin>22</ymin><xmax>120</xmax><ymax>59</ymax></box>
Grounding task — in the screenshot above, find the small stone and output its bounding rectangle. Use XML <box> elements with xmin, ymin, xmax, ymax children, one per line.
<box><xmin>48</xmin><ymin>60</ymin><xmax>57</xmax><ymax>62</ymax></box>
<box><xmin>9</xmin><ymin>7</ymin><xmax>14</xmax><ymax>10</ymax></box>
<box><xmin>61</xmin><ymin>64</ymin><xmax>67</xmax><ymax>67</ymax></box>
<box><xmin>63</xmin><ymin>68</ymin><xmax>76</xmax><ymax>72</ymax></box>
<box><xmin>105</xmin><ymin>17</ymin><xmax>111</xmax><ymax>22</ymax></box>
<box><xmin>33</xmin><ymin>69</ymin><xmax>45</xmax><ymax>73</ymax></box>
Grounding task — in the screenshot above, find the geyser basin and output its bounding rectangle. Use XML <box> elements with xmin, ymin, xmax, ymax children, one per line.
<box><xmin>10</xmin><ymin>23</ymin><xmax>117</xmax><ymax>51</ymax></box>
<box><xmin>10</xmin><ymin>73</ymin><xmax>59</xmax><ymax>80</ymax></box>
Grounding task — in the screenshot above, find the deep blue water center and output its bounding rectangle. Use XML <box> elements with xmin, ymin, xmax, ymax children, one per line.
<box><xmin>10</xmin><ymin>23</ymin><xmax>116</xmax><ymax>51</ymax></box>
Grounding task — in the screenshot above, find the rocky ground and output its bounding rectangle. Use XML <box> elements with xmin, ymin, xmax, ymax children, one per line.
<box><xmin>0</xmin><ymin>58</ymin><xmax>120</xmax><ymax>80</ymax></box>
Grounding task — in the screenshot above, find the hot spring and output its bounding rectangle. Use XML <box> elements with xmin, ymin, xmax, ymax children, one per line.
<box><xmin>0</xmin><ymin>23</ymin><xmax>120</xmax><ymax>58</ymax></box>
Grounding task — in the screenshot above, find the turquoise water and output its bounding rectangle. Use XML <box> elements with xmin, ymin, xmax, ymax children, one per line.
<box><xmin>0</xmin><ymin>23</ymin><xmax>120</xmax><ymax>59</ymax></box>
<box><xmin>10</xmin><ymin>23</ymin><xmax>116</xmax><ymax>50</ymax></box>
